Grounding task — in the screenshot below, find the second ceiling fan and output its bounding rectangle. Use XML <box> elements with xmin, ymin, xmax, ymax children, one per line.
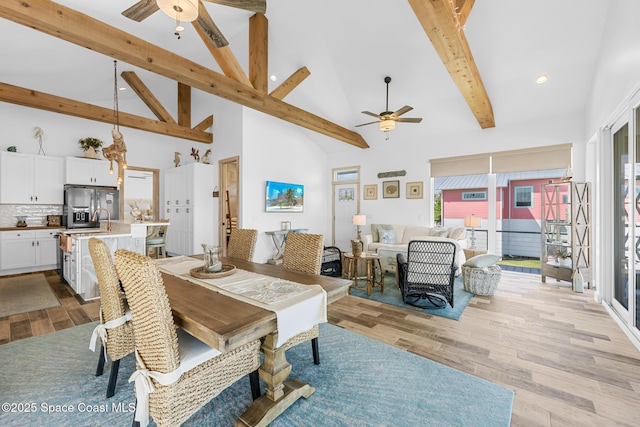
<box><xmin>356</xmin><ymin>76</ymin><xmax>422</xmax><ymax>132</ymax></box>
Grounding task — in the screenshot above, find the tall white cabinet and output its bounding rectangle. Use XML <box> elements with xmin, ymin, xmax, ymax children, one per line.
<box><xmin>0</xmin><ymin>152</ymin><xmax>64</xmax><ymax>204</ymax></box>
<box><xmin>163</xmin><ymin>163</ymin><xmax>215</xmax><ymax>256</ymax></box>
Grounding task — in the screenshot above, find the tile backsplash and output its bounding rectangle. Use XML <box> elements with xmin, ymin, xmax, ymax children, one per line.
<box><xmin>0</xmin><ymin>205</ymin><xmax>63</xmax><ymax>228</ymax></box>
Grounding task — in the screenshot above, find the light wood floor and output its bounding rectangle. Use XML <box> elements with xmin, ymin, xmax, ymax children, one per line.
<box><xmin>1</xmin><ymin>270</ymin><xmax>639</xmax><ymax>426</ymax></box>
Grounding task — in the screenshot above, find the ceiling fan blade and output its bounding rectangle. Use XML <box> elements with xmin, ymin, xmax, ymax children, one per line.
<box><xmin>355</xmin><ymin>121</ymin><xmax>380</xmax><ymax>127</ymax></box>
<box><xmin>361</xmin><ymin>111</ymin><xmax>382</xmax><ymax>119</ymax></box>
<box><xmin>396</xmin><ymin>117</ymin><xmax>423</xmax><ymax>123</ymax></box>
<box><xmin>203</xmin><ymin>0</ymin><xmax>266</xmax><ymax>13</ymax></box>
<box><xmin>392</xmin><ymin>105</ymin><xmax>413</xmax><ymax>118</ymax></box>
<box><xmin>194</xmin><ymin>1</ymin><xmax>229</xmax><ymax>48</ymax></box>
<box><xmin>122</xmin><ymin>0</ymin><xmax>159</xmax><ymax>22</ymax></box>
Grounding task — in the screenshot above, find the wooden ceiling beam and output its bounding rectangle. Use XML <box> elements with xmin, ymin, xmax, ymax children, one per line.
<box><xmin>194</xmin><ymin>115</ymin><xmax>214</xmax><ymax>132</ymax></box>
<box><xmin>455</xmin><ymin>0</ymin><xmax>475</xmax><ymax>26</ymax></box>
<box><xmin>0</xmin><ymin>82</ymin><xmax>212</xmax><ymax>143</ymax></box>
<box><xmin>0</xmin><ymin>0</ymin><xmax>367</xmax><ymax>149</ymax></box>
<box><xmin>177</xmin><ymin>83</ymin><xmax>191</xmax><ymax>127</ymax></box>
<box><xmin>249</xmin><ymin>13</ymin><xmax>269</xmax><ymax>93</ymax></box>
<box><xmin>408</xmin><ymin>0</ymin><xmax>494</xmax><ymax>129</ymax></box>
<box><xmin>193</xmin><ymin>1</ymin><xmax>252</xmax><ymax>87</ymax></box>
<box><xmin>269</xmin><ymin>66</ymin><xmax>311</xmax><ymax>100</ymax></box>
<box><xmin>121</xmin><ymin>71</ymin><xmax>176</xmax><ymax>124</ymax></box>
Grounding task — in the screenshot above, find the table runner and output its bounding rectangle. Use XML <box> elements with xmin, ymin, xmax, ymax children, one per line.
<box><xmin>154</xmin><ymin>256</ymin><xmax>327</xmax><ymax>347</ymax></box>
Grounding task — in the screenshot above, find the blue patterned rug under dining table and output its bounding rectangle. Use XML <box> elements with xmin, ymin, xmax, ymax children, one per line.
<box><xmin>0</xmin><ymin>321</ymin><xmax>513</xmax><ymax>426</ymax></box>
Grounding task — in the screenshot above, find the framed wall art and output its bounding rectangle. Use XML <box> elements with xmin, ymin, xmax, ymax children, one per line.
<box><xmin>382</xmin><ymin>180</ymin><xmax>400</xmax><ymax>198</ymax></box>
<box><xmin>406</xmin><ymin>181</ymin><xmax>424</xmax><ymax>199</ymax></box>
<box><xmin>363</xmin><ymin>184</ymin><xmax>377</xmax><ymax>200</ymax></box>
<box><xmin>265</xmin><ymin>180</ymin><xmax>304</xmax><ymax>212</ymax></box>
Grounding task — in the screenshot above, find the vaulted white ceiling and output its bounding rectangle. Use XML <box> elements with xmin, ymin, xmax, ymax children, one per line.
<box><xmin>1</xmin><ymin>0</ymin><xmax>610</xmax><ymax>151</ymax></box>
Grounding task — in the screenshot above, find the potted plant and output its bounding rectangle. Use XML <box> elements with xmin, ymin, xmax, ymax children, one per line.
<box><xmin>78</xmin><ymin>137</ymin><xmax>103</xmax><ymax>159</ymax></box>
<box><xmin>553</xmin><ymin>248</ymin><xmax>571</xmax><ymax>267</ymax></box>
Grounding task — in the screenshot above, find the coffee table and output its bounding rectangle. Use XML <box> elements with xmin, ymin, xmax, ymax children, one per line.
<box><xmin>343</xmin><ymin>252</ymin><xmax>384</xmax><ymax>296</ymax></box>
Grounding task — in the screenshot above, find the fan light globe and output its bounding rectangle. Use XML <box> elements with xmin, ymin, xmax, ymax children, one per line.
<box><xmin>379</xmin><ymin>119</ymin><xmax>395</xmax><ymax>132</ymax></box>
<box><xmin>157</xmin><ymin>0</ymin><xmax>199</xmax><ymax>22</ymax></box>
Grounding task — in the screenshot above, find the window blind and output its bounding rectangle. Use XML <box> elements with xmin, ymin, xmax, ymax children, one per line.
<box><xmin>430</xmin><ymin>153</ymin><xmax>490</xmax><ymax>177</ymax></box>
<box><xmin>491</xmin><ymin>143</ymin><xmax>572</xmax><ymax>173</ymax></box>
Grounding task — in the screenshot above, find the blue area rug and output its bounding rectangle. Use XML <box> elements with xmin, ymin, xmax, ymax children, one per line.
<box><xmin>0</xmin><ymin>322</ymin><xmax>513</xmax><ymax>426</ymax></box>
<box><xmin>350</xmin><ymin>273</ymin><xmax>473</xmax><ymax>320</ymax></box>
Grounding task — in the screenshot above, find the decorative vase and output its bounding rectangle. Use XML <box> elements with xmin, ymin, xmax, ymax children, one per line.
<box><xmin>203</xmin><ymin>245</ymin><xmax>222</xmax><ymax>273</ymax></box>
<box><xmin>351</xmin><ymin>239</ymin><xmax>363</xmax><ymax>257</ymax></box>
<box><xmin>84</xmin><ymin>147</ymin><xmax>98</xmax><ymax>159</ymax></box>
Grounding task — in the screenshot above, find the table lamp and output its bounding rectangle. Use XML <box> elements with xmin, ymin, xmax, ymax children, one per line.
<box><xmin>464</xmin><ymin>215</ymin><xmax>481</xmax><ymax>249</ymax></box>
<box><xmin>352</xmin><ymin>214</ymin><xmax>367</xmax><ymax>256</ymax></box>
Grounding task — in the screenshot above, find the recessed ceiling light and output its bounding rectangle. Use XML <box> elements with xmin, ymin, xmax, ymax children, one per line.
<box><xmin>535</xmin><ymin>74</ymin><xmax>548</xmax><ymax>84</ymax></box>
<box><xmin>118</xmin><ymin>87</ymin><xmax>127</xmax><ymax>91</ymax></box>
<box><xmin>270</xmin><ymin>75</ymin><xmax>277</xmax><ymax>82</ymax></box>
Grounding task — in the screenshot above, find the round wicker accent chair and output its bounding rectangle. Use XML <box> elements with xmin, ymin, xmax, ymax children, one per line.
<box><xmin>462</xmin><ymin>264</ymin><xmax>502</xmax><ymax>296</ymax></box>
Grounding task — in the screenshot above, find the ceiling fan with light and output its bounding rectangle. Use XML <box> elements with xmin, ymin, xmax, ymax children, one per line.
<box><xmin>356</xmin><ymin>76</ymin><xmax>423</xmax><ymax>133</ymax></box>
<box><xmin>122</xmin><ymin>0</ymin><xmax>266</xmax><ymax>43</ymax></box>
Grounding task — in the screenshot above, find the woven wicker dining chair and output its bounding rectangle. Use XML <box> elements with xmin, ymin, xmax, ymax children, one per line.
<box><xmin>87</xmin><ymin>238</ymin><xmax>135</xmax><ymax>398</ymax></box>
<box><xmin>281</xmin><ymin>232</ymin><xmax>325</xmax><ymax>365</ymax></box>
<box><xmin>227</xmin><ymin>228</ymin><xmax>258</xmax><ymax>261</ymax></box>
<box><xmin>114</xmin><ymin>249</ymin><xmax>261</xmax><ymax>427</ymax></box>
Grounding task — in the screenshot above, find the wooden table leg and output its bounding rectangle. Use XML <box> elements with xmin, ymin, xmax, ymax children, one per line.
<box><xmin>236</xmin><ymin>331</ymin><xmax>315</xmax><ymax>427</ymax></box>
<box><xmin>376</xmin><ymin>258</ymin><xmax>384</xmax><ymax>293</ymax></box>
<box><xmin>366</xmin><ymin>259</ymin><xmax>373</xmax><ymax>296</ymax></box>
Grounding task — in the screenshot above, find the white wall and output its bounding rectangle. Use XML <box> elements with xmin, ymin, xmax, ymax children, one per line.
<box><xmin>587</xmin><ymin>0</ymin><xmax>640</xmax><ymax>137</ymax></box>
<box><xmin>240</xmin><ymin>109</ymin><xmax>330</xmax><ymax>263</ymax></box>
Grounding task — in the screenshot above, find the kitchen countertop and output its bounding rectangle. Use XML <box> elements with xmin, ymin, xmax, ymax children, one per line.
<box><xmin>0</xmin><ymin>226</ymin><xmax>65</xmax><ymax>231</ymax></box>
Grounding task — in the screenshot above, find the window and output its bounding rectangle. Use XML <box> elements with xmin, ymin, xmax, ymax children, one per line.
<box><xmin>333</xmin><ymin>167</ymin><xmax>359</xmax><ymax>182</ymax></box>
<box><xmin>514</xmin><ymin>186</ymin><xmax>534</xmax><ymax>208</ymax></box>
<box><xmin>462</xmin><ymin>191</ymin><xmax>487</xmax><ymax>200</ymax></box>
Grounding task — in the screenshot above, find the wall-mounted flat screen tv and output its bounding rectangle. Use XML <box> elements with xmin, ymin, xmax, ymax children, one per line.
<box><xmin>266</xmin><ymin>180</ymin><xmax>304</xmax><ymax>213</ymax></box>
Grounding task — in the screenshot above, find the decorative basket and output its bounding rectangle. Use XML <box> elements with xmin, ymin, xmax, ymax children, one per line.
<box><xmin>190</xmin><ymin>264</ymin><xmax>236</xmax><ymax>279</ymax></box>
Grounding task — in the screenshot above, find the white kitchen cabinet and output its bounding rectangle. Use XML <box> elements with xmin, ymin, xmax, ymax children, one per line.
<box><xmin>0</xmin><ymin>152</ymin><xmax>64</xmax><ymax>204</ymax></box>
<box><xmin>163</xmin><ymin>163</ymin><xmax>213</xmax><ymax>256</ymax></box>
<box><xmin>65</xmin><ymin>157</ymin><xmax>118</xmax><ymax>187</ymax></box>
<box><xmin>0</xmin><ymin>229</ymin><xmax>61</xmax><ymax>273</ymax></box>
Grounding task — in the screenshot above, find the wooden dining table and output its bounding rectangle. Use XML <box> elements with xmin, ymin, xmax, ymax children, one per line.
<box><xmin>161</xmin><ymin>256</ymin><xmax>351</xmax><ymax>427</ymax></box>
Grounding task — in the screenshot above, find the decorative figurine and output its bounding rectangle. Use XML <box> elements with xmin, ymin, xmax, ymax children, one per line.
<box><xmin>191</xmin><ymin>147</ymin><xmax>200</xmax><ymax>162</ymax></box>
<box><xmin>34</xmin><ymin>126</ymin><xmax>45</xmax><ymax>155</ymax></box>
<box><xmin>174</xmin><ymin>152</ymin><xmax>181</xmax><ymax>167</ymax></box>
<box><xmin>201</xmin><ymin>149</ymin><xmax>211</xmax><ymax>164</ymax></box>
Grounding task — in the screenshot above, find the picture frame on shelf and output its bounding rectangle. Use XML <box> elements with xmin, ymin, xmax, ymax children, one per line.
<box><xmin>382</xmin><ymin>180</ymin><xmax>400</xmax><ymax>199</ymax></box>
<box><xmin>406</xmin><ymin>181</ymin><xmax>423</xmax><ymax>199</ymax></box>
<box><xmin>363</xmin><ymin>184</ymin><xmax>377</xmax><ymax>200</ymax></box>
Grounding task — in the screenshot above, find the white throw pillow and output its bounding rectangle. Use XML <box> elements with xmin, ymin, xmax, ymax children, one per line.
<box><xmin>463</xmin><ymin>254</ymin><xmax>500</xmax><ymax>268</ymax></box>
<box><xmin>379</xmin><ymin>228</ymin><xmax>396</xmax><ymax>244</ymax></box>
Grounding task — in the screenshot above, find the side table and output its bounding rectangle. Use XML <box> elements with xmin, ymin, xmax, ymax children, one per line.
<box><xmin>344</xmin><ymin>252</ymin><xmax>384</xmax><ymax>296</ymax></box>
<box><xmin>264</xmin><ymin>229</ymin><xmax>308</xmax><ymax>265</ymax></box>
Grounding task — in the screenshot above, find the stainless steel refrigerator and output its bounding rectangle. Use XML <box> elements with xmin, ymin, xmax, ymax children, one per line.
<box><xmin>63</xmin><ymin>185</ymin><xmax>120</xmax><ymax>229</ymax></box>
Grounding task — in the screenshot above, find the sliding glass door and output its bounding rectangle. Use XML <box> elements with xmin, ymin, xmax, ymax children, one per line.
<box><xmin>611</xmin><ymin>106</ymin><xmax>640</xmax><ymax>334</ymax></box>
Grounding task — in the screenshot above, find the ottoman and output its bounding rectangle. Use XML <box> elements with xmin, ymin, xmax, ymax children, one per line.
<box><xmin>462</xmin><ymin>264</ymin><xmax>502</xmax><ymax>295</ymax></box>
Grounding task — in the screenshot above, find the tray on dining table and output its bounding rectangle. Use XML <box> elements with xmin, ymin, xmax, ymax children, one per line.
<box><xmin>189</xmin><ymin>264</ymin><xmax>236</xmax><ymax>279</ymax></box>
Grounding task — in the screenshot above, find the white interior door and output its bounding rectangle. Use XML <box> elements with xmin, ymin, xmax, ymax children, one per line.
<box><xmin>333</xmin><ymin>183</ymin><xmax>358</xmax><ymax>251</ymax></box>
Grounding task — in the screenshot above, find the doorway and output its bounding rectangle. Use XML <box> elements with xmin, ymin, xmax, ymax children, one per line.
<box><xmin>332</xmin><ymin>166</ymin><xmax>360</xmax><ymax>251</ymax></box>
<box><xmin>219</xmin><ymin>156</ymin><xmax>239</xmax><ymax>254</ymax></box>
<box><xmin>119</xmin><ymin>166</ymin><xmax>160</xmax><ymax>222</ymax></box>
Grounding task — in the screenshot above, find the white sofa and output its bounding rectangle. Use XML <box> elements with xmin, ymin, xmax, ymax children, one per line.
<box><xmin>362</xmin><ymin>224</ymin><xmax>468</xmax><ymax>275</ymax></box>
